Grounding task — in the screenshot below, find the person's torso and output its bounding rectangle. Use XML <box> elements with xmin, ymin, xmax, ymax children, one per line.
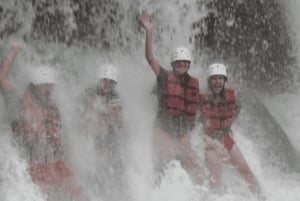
<box><xmin>13</xmin><ymin>91</ymin><xmax>63</xmax><ymax>162</ymax></box>
<box><xmin>157</xmin><ymin>70</ymin><xmax>200</xmax><ymax>122</ymax></box>
<box><xmin>84</xmin><ymin>86</ymin><xmax>123</xmax><ymax>142</ymax></box>
<box><xmin>200</xmin><ymin>88</ymin><xmax>238</xmax><ymax>137</ymax></box>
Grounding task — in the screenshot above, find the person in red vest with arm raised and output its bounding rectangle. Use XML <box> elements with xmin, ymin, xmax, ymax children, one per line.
<box><xmin>199</xmin><ymin>63</ymin><xmax>265</xmax><ymax>199</ymax></box>
<box><xmin>140</xmin><ymin>11</ymin><xmax>203</xmax><ymax>185</ymax></box>
<box><xmin>0</xmin><ymin>45</ymin><xmax>88</xmax><ymax>201</ymax></box>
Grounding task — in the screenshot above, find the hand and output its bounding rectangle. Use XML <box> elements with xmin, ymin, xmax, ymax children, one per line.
<box><xmin>140</xmin><ymin>11</ymin><xmax>153</xmax><ymax>31</ymax></box>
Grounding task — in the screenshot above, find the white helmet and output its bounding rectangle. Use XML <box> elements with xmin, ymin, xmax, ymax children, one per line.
<box><xmin>171</xmin><ymin>47</ymin><xmax>192</xmax><ymax>63</ymax></box>
<box><xmin>208</xmin><ymin>63</ymin><xmax>227</xmax><ymax>79</ymax></box>
<box><xmin>30</xmin><ymin>65</ymin><xmax>56</xmax><ymax>85</ymax></box>
<box><xmin>99</xmin><ymin>64</ymin><xmax>118</xmax><ymax>83</ymax></box>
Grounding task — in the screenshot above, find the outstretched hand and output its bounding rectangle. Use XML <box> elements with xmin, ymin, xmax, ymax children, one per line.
<box><xmin>140</xmin><ymin>11</ymin><xmax>153</xmax><ymax>31</ymax></box>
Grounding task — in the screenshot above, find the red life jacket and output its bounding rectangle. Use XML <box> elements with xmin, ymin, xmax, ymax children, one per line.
<box><xmin>160</xmin><ymin>71</ymin><xmax>200</xmax><ymax>121</ymax></box>
<box><xmin>29</xmin><ymin>161</ymin><xmax>82</xmax><ymax>198</ymax></box>
<box><xmin>12</xmin><ymin>91</ymin><xmax>62</xmax><ymax>146</ymax></box>
<box><xmin>200</xmin><ymin>88</ymin><xmax>239</xmax><ymax>136</ymax></box>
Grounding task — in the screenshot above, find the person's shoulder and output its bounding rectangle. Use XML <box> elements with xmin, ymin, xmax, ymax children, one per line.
<box><xmin>224</xmin><ymin>87</ymin><xmax>241</xmax><ymax>102</ymax></box>
<box><xmin>156</xmin><ymin>66</ymin><xmax>168</xmax><ymax>82</ymax></box>
<box><xmin>225</xmin><ymin>87</ymin><xmax>239</xmax><ymax>96</ymax></box>
<box><xmin>225</xmin><ymin>87</ymin><xmax>235</xmax><ymax>93</ymax></box>
<box><xmin>159</xmin><ymin>66</ymin><xmax>168</xmax><ymax>75</ymax></box>
<box><xmin>160</xmin><ymin>66</ymin><xmax>167</xmax><ymax>72</ymax></box>
<box><xmin>188</xmin><ymin>74</ymin><xmax>200</xmax><ymax>85</ymax></box>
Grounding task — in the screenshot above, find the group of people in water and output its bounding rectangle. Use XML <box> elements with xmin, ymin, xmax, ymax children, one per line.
<box><xmin>140</xmin><ymin>11</ymin><xmax>263</xmax><ymax>196</ymax></box>
<box><xmin>0</xmin><ymin>11</ymin><xmax>265</xmax><ymax>201</ymax></box>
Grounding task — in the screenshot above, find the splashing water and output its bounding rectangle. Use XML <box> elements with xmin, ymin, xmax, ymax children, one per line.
<box><xmin>0</xmin><ymin>0</ymin><xmax>300</xmax><ymax>201</ymax></box>
<box><xmin>0</xmin><ymin>126</ymin><xmax>47</xmax><ymax>201</ymax></box>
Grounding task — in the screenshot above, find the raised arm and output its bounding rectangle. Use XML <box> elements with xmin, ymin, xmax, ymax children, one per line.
<box><xmin>0</xmin><ymin>46</ymin><xmax>21</xmax><ymax>93</ymax></box>
<box><xmin>140</xmin><ymin>11</ymin><xmax>160</xmax><ymax>76</ymax></box>
<box><xmin>0</xmin><ymin>46</ymin><xmax>22</xmax><ymax>124</ymax></box>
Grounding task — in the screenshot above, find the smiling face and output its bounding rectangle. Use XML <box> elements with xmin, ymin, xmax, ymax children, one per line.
<box><xmin>172</xmin><ymin>60</ymin><xmax>190</xmax><ymax>75</ymax></box>
<box><xmin>208</xmin><ymin>75</ymin><xmax>226</xmax><ymax>94</ymax></box>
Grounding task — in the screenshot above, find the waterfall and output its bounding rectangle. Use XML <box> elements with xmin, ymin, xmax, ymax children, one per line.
<box><xmin>0</xmin><ymin>0</ymin><xmax>300</xmax><ymax>201</ymax></box>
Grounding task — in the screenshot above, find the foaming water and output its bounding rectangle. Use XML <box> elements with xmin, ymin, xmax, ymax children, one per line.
<box><xmin>0</xmin><ymin>126</ymin><xmax>46</xmax><ymax>201</ymax></box>
<box><xmin>0</xmin><ymin>0</ymin><xmax>300</xmax><ymax>201</ymax></box>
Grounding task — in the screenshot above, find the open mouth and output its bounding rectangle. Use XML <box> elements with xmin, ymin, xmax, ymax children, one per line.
<box><xmin>213</xmin><ymin>85</ymin><xmax>223</xmax><ymax>91</ymax></box>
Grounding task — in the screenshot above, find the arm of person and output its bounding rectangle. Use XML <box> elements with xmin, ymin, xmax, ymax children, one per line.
<box><xmin>140</xmin><ymin>11</ymin><xmax>160</xmax><ymax>76</ymax></box>
<box><xmin>0</xmin><ymin>46</ymin><xmax>22</xmax><ymax>124</ymax></box>
<box><xmin>0</xmin><ymin>45</ymin><xmax>21</xmax><ymax>93</ymax></box>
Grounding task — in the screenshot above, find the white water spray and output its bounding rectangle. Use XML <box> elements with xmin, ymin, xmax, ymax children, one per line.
<box><xmin>0</xmin><ymin>1</ymin><xmax>300</xmax><ymax>201</ymax></box>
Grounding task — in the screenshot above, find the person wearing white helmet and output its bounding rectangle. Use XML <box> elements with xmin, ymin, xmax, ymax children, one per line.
<box><xmin>83</xmin><ymin>64</ymin><xmax>122</xmax><ymax>129</ymax></box>
<box><xmin>27</xmin><ymin>65</ymin><xmax>56</xmax><ymax>103</ymax></box>
<box><xmin>0</xmin><ymin>46</ymin><xmax>87</xmax><ymax>201</ymax></box>
<box><xmin>140</xmin><ymin>11</ymin><xmax>203</xmax><ymax>185</ymax></box>
<box><xmin>98</xmin><ymin>64</ymin><xmax>118</xmax><ymax>94</ymax></box>
<box><xmin>80</xmin><ymin>64</ymin><xmax>128</xmax><ymax>201</ymax></box>
<box><xmin>199</xmin><ymin>63</ymin><xmax>263</xmax><ymax>197</ymax></box>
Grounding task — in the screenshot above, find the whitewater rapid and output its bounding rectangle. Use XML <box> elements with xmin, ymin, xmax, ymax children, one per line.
<box><xmin>0</xmin><ymin>0</ymin><xmax>300</xmax><ymax>201</ymax></box>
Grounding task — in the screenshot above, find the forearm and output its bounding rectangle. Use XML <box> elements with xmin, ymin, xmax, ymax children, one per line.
<box><xmin>144</xmin><ymin>29</ymin><xmax>160</xmax><ymax>76</ymax></box>
<box><xmin>145</xmin><ymin>29</ymin><xmax>154</xmax><ymax>64</ymax></box>
<box><xmin>2</xmin><ymin>47</ymin><xmax>20</xmax><ymax>72</ymax></box>
<box><xmin>0</xmin><ymin>80</ymin><xmax>13</xmax><ymax>93</ymax></box>
<box><xmin>0</xmin><ymin>46</ymin><xmax>20</xmax><ymax>93</ymax></box>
